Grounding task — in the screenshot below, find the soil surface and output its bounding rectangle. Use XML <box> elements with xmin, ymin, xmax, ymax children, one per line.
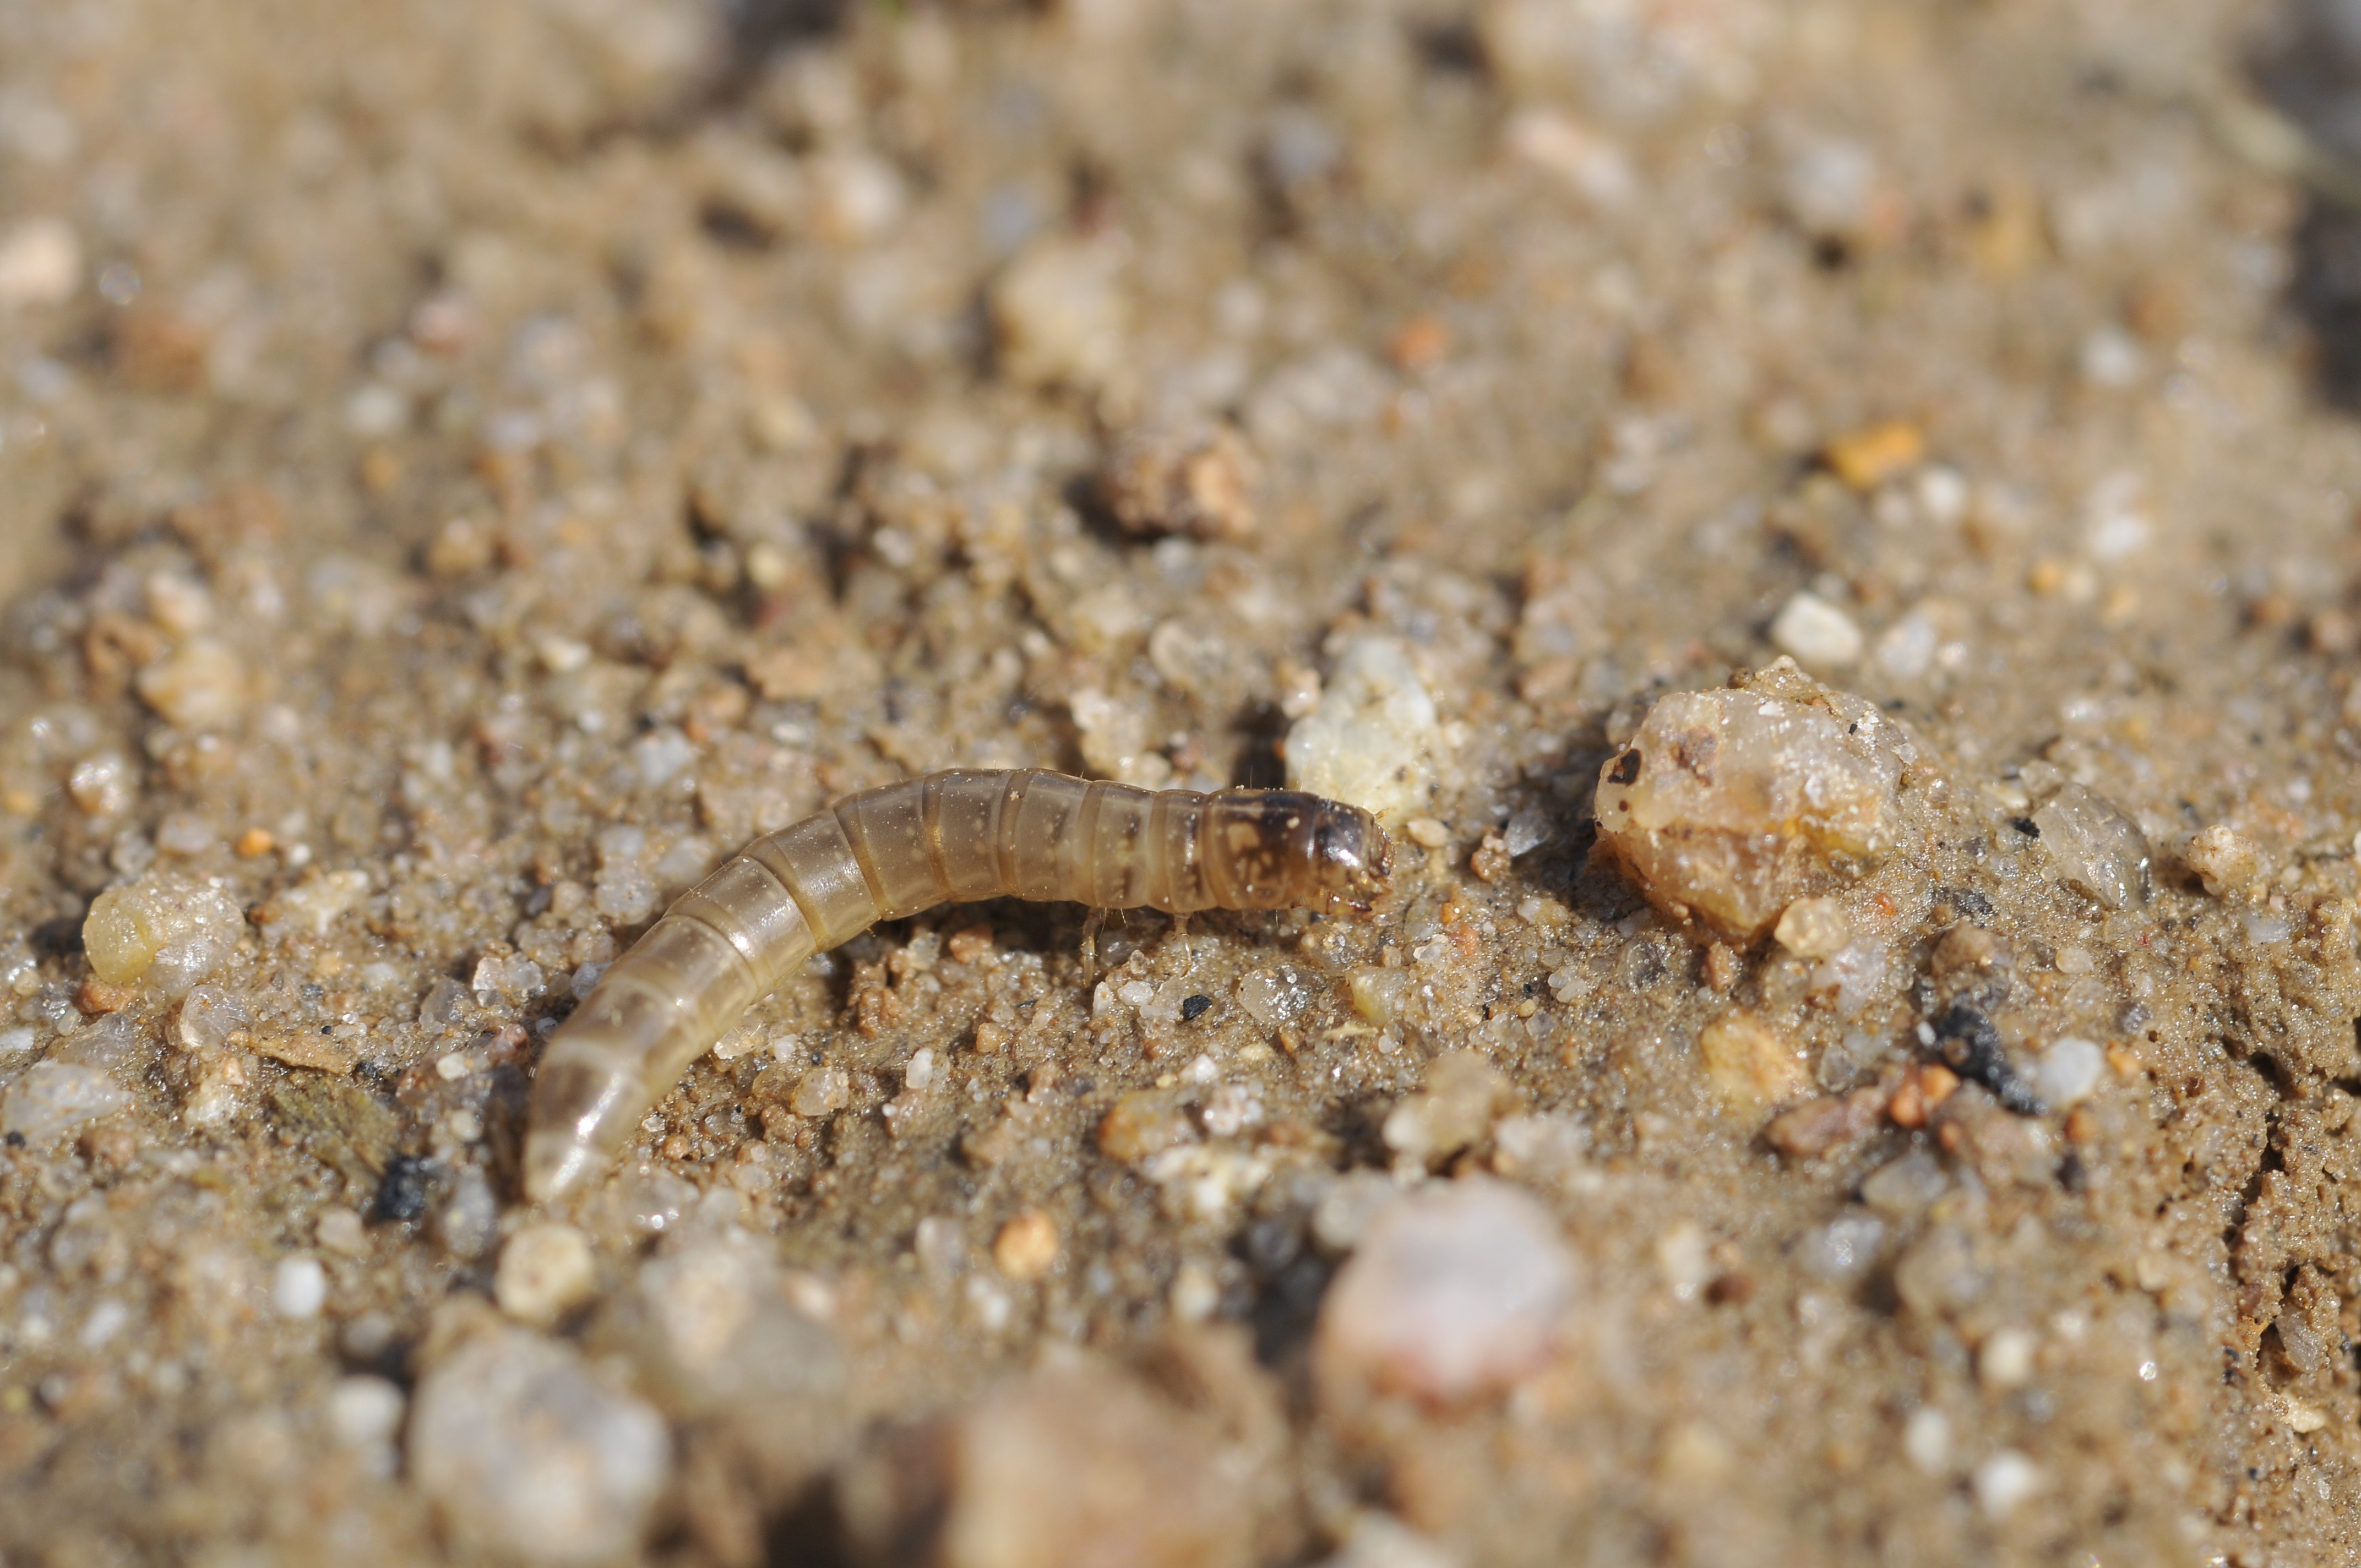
<box><xmin>6</xmin><ymin>1</ymin><xmax>2361</xmax><ymax>1564</ymax></box>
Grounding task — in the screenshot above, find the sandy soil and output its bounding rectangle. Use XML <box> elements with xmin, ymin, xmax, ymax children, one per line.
<box><xmin>4</xmin><ymin>0</ymin><xmax>2361</xmax><ymax>1564</ymax></box>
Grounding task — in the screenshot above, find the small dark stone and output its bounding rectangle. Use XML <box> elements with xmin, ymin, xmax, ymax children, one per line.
<box><xmin>372</xmin><ymin>1154</ymin><xmax>436</xmax><ymax>1223</ymax></box>
<box><xmin>3</xmin><ymin>1130</ymin><xmax>23</xmax><ymax>1148</ymax></box>
<box><xmin>2011</xmin><ymin>816</ymin><xmax>2040</xmax><ymax>838</ymax></box>
<box><xmin>1933</xmin><ymin>1003</ymin><xmax>2045</xmax><ymax>1116</ymax></box>
<box><xmin>1180</xmin><ymin>994</ymin><xmax>1213</xmax><ymax>1022</ymax></box>
<box><xmin>1935</xmin><ymin>886</ymin><xmax>1995</xmax><ymax>924</ymax></box>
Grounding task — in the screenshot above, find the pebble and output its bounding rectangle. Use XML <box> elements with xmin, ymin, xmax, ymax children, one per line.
<box><xmin>1</xmin><ymin>1061</ymin><xmax>132</xmax><ymax>1142</ymax></box>
<box><xmin>268</xmin><ymin>869</ymin><xmax>369</xmax><ymax>938</ymax></box>
<box><xmin>410</xmin><ymin>1325</ymin><xmax>671</xmax><ymax>1565</ymax></box>
<box><xmin>1772</xmin><ymin>895</ymin><xmax>1852</xmax><ymax>960</ymax></box>
<box><xmin>1593</xmin><ymin>671</ymin><xmax>1902</xmax><ymax>941</ymax></box>
<box><xmin>590</xmin><ymin>1237</ymin><xmax>842</xmax><ymax>1424</ymax></box>
<box><xmin>1380</xmin><ymin>1050</ymin><xmax>1507</xmax><ymax>1169</ymax></box>
<box><xmin>842</xmin><ymin>1357</ymin><xmax>1253</xmax><ymax>1568</ymax></box>
<box><xmin>1285</xmin><ymin>636</ymin><xmax>1441</xmax><ymax>823</ymax></box>
<box><xmin>1314</xmin><ymin>1177</ymin><xmax>1577</xmax><ymax>1408</ymax></box>
<box><xmin>1768</xmin><ymin>591</ymin><xmax>1864</xmax><ymax>669</ymax></box>
<box><xmin>433</xmin><ymin>1167</ymin><xmax>500</xmax><ymax>1260</ymax></box>
<box><xmin>1765</xmin><ymin>1087</ymin><xmax>1884</xmax><ymax>1158</ymax></box>
<box><xmin>1821</xmin><ymin>421</ymin><xmax>1924</xmax><ymax>490</ymax></box>
<box><xmin>81</xmin><ymin>871</ymin><xmax>246</xmax><ymax>992</ymax></box>
<box><xmin>2030</xmin><ymin>784</ymin><xmax>2150</xmax><ymax>910</ymax></box>
<box><xmin>327</xmin><ymin>1374</ymin><xmax>405</xmax><ymax>1478</ymax></box>
<box><xmin>1097</xmin><ymin>422</ymin><xmax>1259</xmax><ymax>540</ymax></box>
<box><xmin>271</xmin><ymin>1255</ymin><xmax>328</xmax><ymax>1320</ymax></box>
<box><xmin>993</xmin><ymin>1211</ymin><xmax>1060</xmax><ymax>1281</ymax></box>
<box><xmin>1311</xmin><ymin>1169</ymin><xmax>1401</xmax><ymax>1254</ymax></box>
<box><xmin>1859</xmin><ymin>1150</ymin><xmax>1949</xmax><ymax>1216</ymax></box>
<box><xmin>1971</xmin><ymin>1449</ymin><xmax>2043</xmax><ymax>1520</ymax></box>
<box><xmin>1698</xmin><ymin>1011</ymin><xmax>1810</xmax><ymax>1112</ymax></box>
<box><xmin>1236</xmin><ymin>966</ymin><xmax>1317</xmax><ymax>1025</ymax></box>
<box><xmin>792</xmin><ymin>1063</ymin><xmax>850</xmax><ymax>1117</ymax></box>
<box><xmin>1902</xmin><ymin>1407</ymin><xmax>1951</xmax><ymax>1474</ymax></box>
<box><xmin>1977</xmin><ymin>1326</ymin><xmax>2038</xmax><ymax>1389</ymax></box>
<box><xmin>0</xmin><ymin>216</ymin><xmax>81</xmax><ymax>308</ymax></box>
<box><xmin>2031</xmin><ymin>1036</ymin><xmax>2106</xmax><ymax>1111</ymax></box>
<box><xmin>496</xmin><ymin>1223</ymin><xmax>598</xmax><ymax>1329</ymax></box>
<box><xmin>2181</xmin><ymin>823</ymin><xmax>2264</xmax><ymax>901</ymax></box>
<box><xmin>315</xmin><ymin>1207</ymin><xmax>367</xmax><ymax>1256</ymax></box>
<box><xmin>990</xmin><ymin>235</ymin><xmax>1129</xmax><ymax>392</ymax></box>
<box><xmin>133</xmin><ymin>638</ymin><xmax>249</xmax><ymax>729</ymax></box>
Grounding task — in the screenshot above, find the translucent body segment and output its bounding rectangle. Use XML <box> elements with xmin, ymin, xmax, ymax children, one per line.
<box><xmin>1084</xmin><ymin>782</ymin><xmax>1157</xmax><ymax>908</ymax></box>
<box><xmin>1149</xmin><ymin>790</ymin><xmax>1215</xmax><ymax>913</ymax></box>
<box><xmin>836</xmin><ymin>780</ymin><xmax>945</xmax><ymax>919</ymax></box>
<box><xmin>1005</xmin><ymin>771</ymin><xmax>1092</xmax><ymax>902</ymax></box>
<box><xmin>747</xmin><ymin>813</ymin><xmax>878</xmax><ymax>948</ymax></box>
<box><xmin>926</xmin><ymin>771</ymin><xmax>1013</xmax><ymax>900</ymax></box>
<box><xmin>524</xmin><ymin>769</ymin><xmax>1391</xmax><ymax>1201</ymax></box>
<box><xmin>666</xmin><ymin>856</ymin><xmax>816</xmax><ymax>993</ymax></box>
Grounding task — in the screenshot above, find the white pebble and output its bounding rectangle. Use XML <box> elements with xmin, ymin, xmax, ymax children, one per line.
<box><xmin>1972</xmin><ymin>1449</ymin><xmax>2044</xmax><ymax>1520</ymax></box>
<box><xmin>2032</xmin><ymin>1037</ymin><xmax>2106</xmax><ymax>1110</ymax></box>
<box><xmin>1170</xmin><ymin>1259</ymin><xmax>1220</xmax><ymax>1323</ymax></box>
<box><xmin>272</xmin><ymin>1255</ymin><xmax>329</xmax><ymax>1320</ymax></box>
<box><xmin>1314</xmin><ymin>1177</ymin><xmax>1577</xmax><ymax>1407</ymax></box>
<box><xmin>1977</xmin><ymin>1326</ymin><xmax>2038</xmax><ymax>1389</ymax></box>
<box><xmin>327</xmin><ymin>1374</ymin><xmax>406</xmax><ymax>1451</ymax></box>
<box><xmin>1769</xmin><ymin>591</ymin><xmax>1864</xmax><ymax>669</ymax></box>
<box><xmin>1902</xmin><ymin>1407</ymin><xmax>1951</xmax><ymax>1474</ymax></box>
<box><xmin>1285</xmin><ymin>636</ymin><xmax>1441</xmax><ymax>822</ymax></box>
<box><xmin>904</xmin><ymin>1047</ymin><xmax>935</xmax><ymax>1091</ymax></box>
<box><xmin>316</xmin><ymin>1207</ymin><xmax>367</xmax><ymax>1256</ymax></box>
<box><xmin>0</xmin><ymin>1027</ymin><xmax>33</xmax><ymax>1057</ymax></box>
<box><xmin>0</xmin><ymin>216</ymin><xmax>80</xmax><ymax>308</ymax></box>
<box><xmin>496</xmin><ymin>1223</ymin><xmax>599</xmax><ymax>1330</ymax></box>
<box><xmin>411</xmin><ymin>1327</ymin><xmax>671</xmax><ymax>1564</ymax></box>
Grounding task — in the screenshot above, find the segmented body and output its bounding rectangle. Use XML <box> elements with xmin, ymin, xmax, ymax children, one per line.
<box><xmin>524</xmin><ymin>768</ymin><xmax>1391</xmax><ymax>1200</ymax></box>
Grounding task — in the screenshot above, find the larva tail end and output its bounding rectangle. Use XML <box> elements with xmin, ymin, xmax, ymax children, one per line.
<box><xmin>524</xmin><ymin>1129</ymin><xmax>602</xmax><ymax>1204</ymax></box>
<box><xmin>522</xmin><ymin>1050</ymin><xmax>644</xmax><ymax>1203</ymax></box>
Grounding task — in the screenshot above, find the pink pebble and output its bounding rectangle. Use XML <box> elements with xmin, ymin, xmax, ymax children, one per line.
<box><xmin>1315</xmin><ymin>1176</ymin><xmax>1577</xmax><ymax>1408</ymax></box>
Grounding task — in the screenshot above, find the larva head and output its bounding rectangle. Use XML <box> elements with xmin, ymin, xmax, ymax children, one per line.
<box><xmin>1208</xmin><ymin>790</ymin><xmax>1392</xmax><ymax>911</ymax></box>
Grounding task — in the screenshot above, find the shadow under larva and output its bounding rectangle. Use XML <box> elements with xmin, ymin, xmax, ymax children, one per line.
<box><xmin>523</xmin><ymin>767</ymin><xmax>1393</xmax><ymax>1201</ymax></box>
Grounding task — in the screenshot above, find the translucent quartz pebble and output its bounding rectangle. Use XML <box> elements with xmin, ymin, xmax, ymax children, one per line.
<box><xmin>410</xmin><ymin>1325</ymin><xmax>670</xmax><ymax>1566</ymax></box>
<box><xmin>81</xmin><ymin>871</ymin><xmax>244</xmax><ymax>992</ymax></box>
<box><xmin>1593</xmin><ymin>673</ymin><xmax>1903</xmax><ymax>941</ymax></box>
<box><xmin>2030</xmin><ymin>783</ymin><xmax>2150</xmax><ymax>910</ymax></box>
<box><xmin>1314</xmin><ymin>1176</ymin><xmax>1577</xmax><ymax>1408</ymax></box>
<box><xmin>1</xmin><ymin>1060</ymin><xmax>132</xmax><ymax>1142</ymax></box>
<box><xmin>1285</xmin><ymin>636</ymin><xmax>1441</xmax><ymax>823</ymax></box>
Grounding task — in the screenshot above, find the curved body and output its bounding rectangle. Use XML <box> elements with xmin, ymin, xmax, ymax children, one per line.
<box><xmin>524</xmin><ymin>769</ymin><xmax>1390</xmax><ymax>1200</ymax></box>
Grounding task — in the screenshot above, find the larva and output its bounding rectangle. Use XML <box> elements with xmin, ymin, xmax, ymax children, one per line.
<box><xmin>524</xmin><ymin>768</ymin><xmax>1392</xmax><ymax>1200</ymax></box>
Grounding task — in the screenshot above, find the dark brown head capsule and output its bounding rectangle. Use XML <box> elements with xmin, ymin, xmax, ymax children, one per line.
<box><xmin>1204</xmin><ymin>789</ymin><xmax>1392</xmax><ymax>911</ymax></box>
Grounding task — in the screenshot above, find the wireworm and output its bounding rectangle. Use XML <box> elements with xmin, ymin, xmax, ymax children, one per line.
<box><xmin>524</xmin><ymin>768</ymin><xmax>1392</xmax><ymax>1200</ymax></box>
